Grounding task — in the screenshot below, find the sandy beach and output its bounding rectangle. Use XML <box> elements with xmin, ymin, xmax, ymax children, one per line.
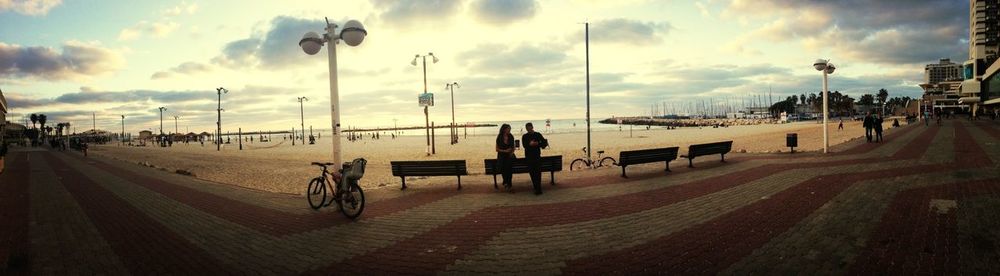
<box><xmin>90</xmin><ymin>119</ymin><xmax>905</xmax><ymax>194</ymax></box>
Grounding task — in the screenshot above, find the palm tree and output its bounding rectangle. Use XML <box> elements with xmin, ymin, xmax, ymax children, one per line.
<box><xmin>38</xmin><ymin>114</ymin><xmax>47</xmax><ymax>138</ymax></box>
<box><xmin>30</xmin><ymin>114</ymin><xmax>38</xmax><ymax>129</ymax></box>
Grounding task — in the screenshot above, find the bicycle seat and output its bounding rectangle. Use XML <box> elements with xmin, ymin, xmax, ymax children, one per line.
<box><xmin>311</xmin><ymin>162</ymin><xmax>335</xmax><ymax>166</ymax></box>
<box><xmin>597</xmin><ymin>150</ymin><xmax>605</xmax><ymax>154</ymax></box>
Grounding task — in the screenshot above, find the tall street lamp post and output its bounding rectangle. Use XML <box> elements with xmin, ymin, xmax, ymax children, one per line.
<box><xmin>445</xmin><ymin>82</ymin><xmax>459</xmax><ymax>144</ymax></box>
<box><xmin>299</xmin><ymin>17</ymin><xmax>367</xmax><ymax>170</ymax></box>
<box><xmin>412</xmin><ymin>53</ymin><xmax>438</xmax><ymax>155</ymax></box>
<box><xmin>121</xmin><ymin>115</ymin><xmax>125</xmax><ymax>146</ymax></box>
<box><xmin>585</xmin><ymin>22</ymin><xmax>592</xmax><ymax>165</ymax></box>
<box><xmin>216</xmin><ymin>87</ymin><xmax>228</xmax><ymax>151</ymax></box>
<box><xmin>173</xmin><ymin>115</ymin><xmax>179</xmax><ymax>135</ymax></box>
<box><xmin>297</xmin><ymin>96</ymin><xmax>308</xmax><ymax>145</ymax></box>
<box><xmin>813</xmin><ymin>59</ymin><xmax>836</xmax><ymax>154</ymax></box>
<box><xmin>158</xmin><ymin>107</ymin><xmax>167</xmax><ymax>136</ymax></box>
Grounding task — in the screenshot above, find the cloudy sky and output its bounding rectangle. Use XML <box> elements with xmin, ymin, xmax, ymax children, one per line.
<box><xmin>0</xmin><ymin>0</ymin><xmax>970</xmax><ymax>133</ymax></box>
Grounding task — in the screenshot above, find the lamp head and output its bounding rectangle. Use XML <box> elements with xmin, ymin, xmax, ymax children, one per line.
<box><xmin>411</xmin><ymin>56</ymin><xmax>418</xmax><ymax>66</ymax></box>
<box><xmin>299</xmin><ymin>31</ymin><xmax>324</xmax><ymax>55</ymax></box>
<box><xmin>813</xmin><ymin>59</ymin><xmax>828</xmax><ymax>71</ymax></box>
<box><xmin>431</xmin><ymin>53</ymin><xmax>439</xmax><ymax>63</ymax></box>
<box><xmin>825</xmin><ymin>63</ymin><xmax>836</xmax><ymax>74</ymax></box>
<box><xmin>340</xmin><ymin>20</ymin><xmax>366</xmax><ymax>47</ymax></box>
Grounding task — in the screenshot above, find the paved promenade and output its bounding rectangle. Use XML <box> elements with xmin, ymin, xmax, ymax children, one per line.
<box><xmin>2</xmin><ymin>120</ymin><xmax>999</xmax><ymax>275</ymax></box>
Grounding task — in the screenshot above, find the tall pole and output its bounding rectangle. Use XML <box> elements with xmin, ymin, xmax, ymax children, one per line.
<box><xmin>173</xmin><ymin>115</ymin><xmax>178</xmax><ymax>134</ymax></box>
<box><xmin>121</xmin><ymin>115</ymin><xmax>125</xmax><ymax>145</ymax></box>
<box><xmin>298</xmin><ymin>97</ymin><xmax>308</xmax><ymax>145</ymax></box>
<box><xmin>422</xmin><ymin>55</ymin><xmax>431</xmax><ymax>155</ymax></box>
<box><xmin>326</xmin><ymin>22</ymin><xmax>344</xmax><ymax>169</ymax></box>
<box><xmin>216</xmin><ymin>87</ymin><xmax>227</xmax><ymax>151</ymax></box>
<box><xmin>446</xmin><ymin>82</ymin><xmax>458</xmax><ymax>144</ymax></box>
<box><xmin>585</xmin><ymin>22</ymin><xmax>592</xmax><ymax>164</ymax></box>
<box><xmin>92</xmin><ymin>112</ymin><xmax>96</xmax><ymax>132</ymax></box>
<box><xmin>822</xmin><ymin>70</ymin><xmax>829</xmax><ymax>153</ymax></box>
<box><xmin>158</xmin><ymin>107</ymin><xmax>166</xmax><ymax>135</ymax></box>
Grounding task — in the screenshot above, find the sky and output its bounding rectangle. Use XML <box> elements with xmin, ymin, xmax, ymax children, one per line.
<box><xmin>0</xmin><ymin>0</ymin><xmax>971</xmax><ymax>134</ymax></box>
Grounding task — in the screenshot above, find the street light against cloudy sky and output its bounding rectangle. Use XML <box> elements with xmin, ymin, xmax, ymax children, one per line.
<box><xmin>300</xmin><ymin>17</ymin><xmax>367</xmax><ymax>170</ymax></box>
<box><xmin>412</xmin><ymin>52</ymin><xmax>437</xmax><ymax>155</ymax></box>
<box><xmin>813</xmin><ymin>59</ymin><xmax>836</xmax><ymax>154</ymax></box>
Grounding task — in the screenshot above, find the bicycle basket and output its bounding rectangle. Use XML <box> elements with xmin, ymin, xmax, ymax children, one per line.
<box><xmin>344</xmin><ymin>158</ymin><xmax>367</xmax><ymax>180</ymax></box>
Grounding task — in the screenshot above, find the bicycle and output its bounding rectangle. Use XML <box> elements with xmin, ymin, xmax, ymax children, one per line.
<box><xmin>570</xmin><ymin>147</ymin><xmax>617</xmax><ymax>171</ymax></box>
<box><xmin>307</xmin><ymin>158</ymin><xmax>367</xmax><ymax>219</ymax></box>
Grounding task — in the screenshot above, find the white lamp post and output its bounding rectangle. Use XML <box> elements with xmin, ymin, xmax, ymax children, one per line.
<box><xmin>412</xmin><ymin>53</ymin><xmax>438</xmax><ymax>155</ymax></box>
<box><xmin>445</xmin><ymin>82</ymin><xmax>459</xmax><ymax>145</ymax></box>
<box><xmin>813</xmin><ymin>59</ymin><xmax>836</xmax><ymax>153</ymax></box>
<box><xmin>297</xmin><ymin>96</ymin><xmax>309</xmax><ymax>145</ymax></box>
<box><xmin>300</xmin><ymin>17</ymin><xmax>367</xmax><ymax>170</ymax></box>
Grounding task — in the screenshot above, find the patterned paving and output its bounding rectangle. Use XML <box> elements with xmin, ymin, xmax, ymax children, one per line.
<box><xmin>1</xmin><ymin>120</ymin><xmax>999</xmax><ymax>274</ymax></box>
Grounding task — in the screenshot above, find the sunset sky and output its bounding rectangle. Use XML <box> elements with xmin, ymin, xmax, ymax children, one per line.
<box><xmin>0</xmin><ymin>0</ymin><xmax>969</xmax><ymax>133</ymax></box>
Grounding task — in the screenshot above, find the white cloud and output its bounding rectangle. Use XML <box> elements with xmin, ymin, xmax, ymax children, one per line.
<box><xmin>0</xmin><ymin>0</ymin><xmax>61</xmax><ymax>16</ymax></box>
<box><xmin>118</xmin><ymin>21</ymin><xmax>180</xmax><ymax>41</ymax></box>
<box><xmin>162</xmin><ymin>1</ymin><xmax>197</xmax><ymax>16</ymax></box>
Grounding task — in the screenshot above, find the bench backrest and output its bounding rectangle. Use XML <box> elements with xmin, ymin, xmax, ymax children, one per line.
<box><xmin>391</xmin><ymin>160</ymin><xmax>468</xmax><ymax>176</ymax></box>
<box><xmin>688</xmin><ymin>141</ymin><xmax>733</xmax><ymax>157</ymax></box>
<box><xmin>619</xmin><ymin>147</ymin><xmax>679</xmax><ymax>165</ymax></box>
<box><xmin>484</xmin><ymin>156</ymin><xmax>563</xmax><ymax>174</ymax></box>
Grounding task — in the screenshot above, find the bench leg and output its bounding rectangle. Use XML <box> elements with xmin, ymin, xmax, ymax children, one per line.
<box><xmin>493</xmin><ymin>175</ymin><xmax>498</xmax><ymax>190</ymax></box>
<box><xmin>457</xmin><ymin>176</ymin><xmax>462</xmax><ymax>190</ymax></box>
<box><xmin>688</xmin><ymin>158</ymin><xmax>694</xmax><ymax>168</ymax></box>
<box><xmin>620</xmin><ymin>165</ymin><xmax>628</xmax><ymax>178</ymax></box>
<box><xmin>400</xmin><ymin>177</ymin><xmax>407</xmax><ymax>190</ymax></box>
<box><xmin>550</xmin><ymin>171</ymin><xmax>556</xmax><ymax>185</ymax></box>
<box><xmin>665</xmin><ymin>161</ymin><xmax>671</xmax><ymax>172</ymax></box>
<box><xmin>721</xmin><ymin>154</ymin><xmax>726</xmax><ymax>163</ymax></box>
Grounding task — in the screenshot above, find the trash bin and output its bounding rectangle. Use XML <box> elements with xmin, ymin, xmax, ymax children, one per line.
<box><xmin>786</xmin><ymin>133</ymin><xmax>798</xmax><ymax>153</ymax></box>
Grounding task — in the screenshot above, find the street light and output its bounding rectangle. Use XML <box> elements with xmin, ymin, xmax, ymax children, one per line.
<box><xmin>445</xmin><ymin>82</ymin><xmax>459</xmax><ymax>145</ymax></box>
<box><xmin>297</xmin><ymin>96</ymin><xmax>309</xmax><ymax>145</ymax></box>
<box><xmin>216</xmin><ymin>87</ymin><xmax>227</xmax><ymax>151</ymax></box>
<box><xmin>813</xmin><ymin>59</ymin><xmax>836</xmax><ymax>153</ymax></box>
<box><xmin>173</xmin><ymin>115</ymin><xmax>179</xmax><ymax>135</ymax></box>
<box><xmin>412</xmin><ymin>52</ymin><xmax>437</xmax><ymax>155</ymax></box>
<box><xmin>121</xmin><ymin>115</ymin><xmax>125</xmax><ymax>146</ymax></box>
<box><xmin>300</xmin><ymin>17</ymin><xmax>367</xmax><ymax>170</ymax></box>
<box><xmin>158</xmin><ymin>107</ymin><xmax>167</xmax><ymax>135</ymax></box>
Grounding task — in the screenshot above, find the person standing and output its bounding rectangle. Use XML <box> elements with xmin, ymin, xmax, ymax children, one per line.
<box><xmin>521</xmin><ymin>122</ymin><xmax>548</xmax><ymax>195</ymax></box>
<box><xmin>863</xmin><ymin>112</ymin><xmax>874</xmax><ymax>143</ymax></box>
<box><xmin>874</xmin><ymin>114</ymin><xmax>884</xmax><ymax>143</ymax></box>
<box><xmin>495</xmin><ymin>124</ymin><xmax>516</xmax><ymax>192</ymax></box>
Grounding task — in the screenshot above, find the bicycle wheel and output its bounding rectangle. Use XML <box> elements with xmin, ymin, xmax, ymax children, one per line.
<box><xmin>599</xmin><ymin>157</ymin><xmax>617</xmax><ymax>167</ymax></box>
<box><xmin>570</xmin><ymin>158</ymin><xmax>588</xmax><ymax>171</ymax></box>
<box><xmin>307</xmin><ymin>177</ymin><xmax>326</xmax><ymax>210</ymax></box>
<box><xmin>338</xmin><ymin>182</ymin><xmax>366</xmax><ymax>219</ymax></box>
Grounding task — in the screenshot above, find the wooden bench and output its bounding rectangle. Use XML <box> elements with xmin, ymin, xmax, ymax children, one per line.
<box><xmin>390</xmin><ymin>160</ymin><xmax>468</xmax><ymax>190</ymax></box>
<box><xmin>483</xmin><ymin>156</ymin><xmax>562</xmax><ymax>190</ymax></box>
<box><xmin>680</xmin><ymin>141</ymin><xmax>733</xmax><ymax>168</ymax></box>
<box><xmin>617</xmin><ymin>147</ymin><xmax>679</xmax><ymax>178</ymax></box>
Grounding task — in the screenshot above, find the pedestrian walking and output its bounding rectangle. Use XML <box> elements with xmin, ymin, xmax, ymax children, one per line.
<box><xmin>521</xmin><ymin>122</ymin><xmax>548</xmax><ymax>195</ymax></box>
<box><xmin>495</xmin><ymin>124</ymin><xmax>516</xmax><ymax>192</ymax></box>
<box><xmin>838</xmin><ymin>118</ymin><xmax>844</xmax><ymax>131</ymax></box>
<box><xmin>874</xmin><ymin>114</ymin><xmax>884</xmax><ymax>143</ymax></box>
<box><xmin>863</xmin><ymin>112</ymin><xmax>874</xmax><ymax>143</ymax></box>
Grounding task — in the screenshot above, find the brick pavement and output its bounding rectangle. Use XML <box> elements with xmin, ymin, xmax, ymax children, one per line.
<box><xmin>2</xmin><ymin>120</ymin><xmax>999</xmax><ymax>275</ymax></box>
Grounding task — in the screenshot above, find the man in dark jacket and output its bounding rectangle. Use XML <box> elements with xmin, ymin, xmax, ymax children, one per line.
<box><xmin>862</xmin><ymin>112</ymin><xmax>874</xmax><ymax>143</ymax></box>
<box><xmin>521</xmin><ymin>123</ymin><xmax>548</xmax><ymax>195</ymax></box>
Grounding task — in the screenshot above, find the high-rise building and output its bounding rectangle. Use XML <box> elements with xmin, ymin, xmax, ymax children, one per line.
<box><xmin>925</xmin><ymin>59</ymin><xmax>963</xmax><ymax>84</ymax></box>
<box><xmin>960</xmin><ymin>0</ymin><xmax>999</xmax><ymax>114</ymax></box>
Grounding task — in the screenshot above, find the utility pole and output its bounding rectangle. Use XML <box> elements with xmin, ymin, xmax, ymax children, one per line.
<box><xmin>446</xmin><ymin>82</ymin><xmax>459</xmax><ymax>144</ymax></box>
<box><xmin>297</xmin><ymin>96</ymin><xmax>308</xmax><ymax>145</ymax></box>
<box><xmin>216</xmin><ymin>87</ymin><xmax>227</xmax><ymax>151</ymax></box>
<box><xmin>158</xmin><ymin>107</ymin><xmax>166</xmax><ymax>135</ymax></box>
<box><xmin>585</xmin><ymin>21</ymin><xmax>592</xmax><ymax>165</ymax></box>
